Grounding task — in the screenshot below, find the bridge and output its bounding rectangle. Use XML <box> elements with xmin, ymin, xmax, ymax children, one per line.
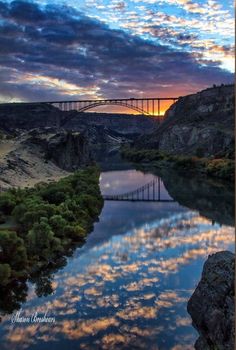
<box><xmin>103</xmin><ymin>178</ymin><xmax>175</xmax><ymax>202</ymax></box>
<box><xmin>48</xmin><ymin>97</ymin><xmax>179</xmax><ymax>116</ymax></box>
<box><xmin>1</xmin><ymin>97</ymin><xmax>179</xmax><ymax>117</ymax></box>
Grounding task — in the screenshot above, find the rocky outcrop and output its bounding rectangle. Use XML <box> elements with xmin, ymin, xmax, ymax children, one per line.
<box><xmin>26</xmin><ymin>128</ymin><xmax>90</xmax><ymax>171</ymax></box>
<box><xmin>137</xmin><ymin>84</ymin><xmax>234</xmax><ymax>158</ymax></box>
<box><xmin>0</xmin><ymin>128</ymin><xmax>91</xmax><ymax>189</ymax></box>
<box><xmin>187</xmin><ymin>251</ymin><xmax>235</xmax><ymax>350</ymax></box>
<box><xmin>46</xmin><ymin>131</ymin><xmax>90</xmax><ymax>170</ymax></box>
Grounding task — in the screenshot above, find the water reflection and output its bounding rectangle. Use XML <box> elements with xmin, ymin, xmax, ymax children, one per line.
<box><xmin>0</xmin><ymin>169</ymin><xmax>234</xmax><ymax>350</ymax></box>
<box><xmin>148</xmin><ymin>167</ymin><xmax>234</xmax><ymax>226</ymax></box>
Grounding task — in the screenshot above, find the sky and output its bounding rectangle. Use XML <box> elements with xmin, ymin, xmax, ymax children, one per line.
<box><xmin>0</xmin><ymin>0</ymin><xmax>234</xmax><ymax>108</ymax></box>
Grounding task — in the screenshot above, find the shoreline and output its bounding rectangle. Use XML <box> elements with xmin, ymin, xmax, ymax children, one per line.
<box><xmin>121</xmin><ymin>146</ymin><xmax>234</xmax><ymax>183</ymax></box>
<box><xmin>0</xmin><ymin>167</ymin><xmax>104</xmax><ymax>292</ymax></box>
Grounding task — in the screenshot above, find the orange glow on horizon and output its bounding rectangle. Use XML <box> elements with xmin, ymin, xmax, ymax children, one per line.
<box><xmin>87</xmin><ymin>99</ymin><xmax>176</xmax><ymax>116</ymax></box>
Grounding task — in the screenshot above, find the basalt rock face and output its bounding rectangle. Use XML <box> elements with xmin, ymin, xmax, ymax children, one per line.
<box><xmin>137</xmin><ymin>84</ymin><xmax>234</xmax><ymax>158</ymax></box>
<box><xmin>0</xmin><ymin>128</ymin><xmax>91</xmax><ymax>189</ymax></box>
<box><xmin>46</xmin><ymin>131</ymin><xmax>90</xmax><ymax>170</ymax></box>
<box><xmin>187</xmin><ymin>251</ymin><xmax>235</xmax><ymax>350</ymax></box>
<box><xmin>26</xmin><ymin>128</ymin><xmax>91</xmax><ymax>171</ymax></box>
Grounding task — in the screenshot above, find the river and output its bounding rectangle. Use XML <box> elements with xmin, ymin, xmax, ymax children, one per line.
<box><xmin>0</xmin><ymin>166</ymin><xmax>234</xmax><ymax>350</ymax></box>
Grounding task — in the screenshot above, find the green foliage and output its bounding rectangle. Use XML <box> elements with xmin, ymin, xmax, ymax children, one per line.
<box><xmin>0</xmin><ymin>264</ymin><xmax>11</xmax><ymax>286</ymax></box>
<box><xmin>0</xmin><ymin>166</ymin><xmax>103</xmax><ymax>286</ymax></box>
<box><xmin>49</xmin><ymin>215</ymin><xmax>67</xmax><ymax>237</ymax></box>
<box><xmin>121</xmin><ymin>145</ymin><xmax>170</xmax><ymax>163</ymax></box>
<box><xmin>122</xmin><ymin>146</ymin><xmax>234</xmax><ymax>182</ymax></box>
<box><xmin>0</xmin><ymin>193</ymin><xmax>16</xmax><ymax>215</ymax></box>
<box><xmin>205</xmin><ymin>159</ymin><xmax>235</xmax><ymax>181</ymax></box>
<box><xmin>63</xmin><ymin>224</ymin><xmax>86</xmax><ymax>240</ymax></box>
<box><xmin>0</xmin><ymin>230</ymin><xmax>28</xmax><ymax>271</ymax></box>
<box><xmin>27</xmin><ymin>218</ymin><xmax>62</xmax><ymax>259</ymax></box>
<box><xmin>172</xmin><ymin>156</ymin><xmax>196</xmax><ymax>168</ymax></box>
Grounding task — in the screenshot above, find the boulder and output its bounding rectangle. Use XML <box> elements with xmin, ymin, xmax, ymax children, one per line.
<box><xmin>187</xmin><ymin>251</ymin><xmax>235</xmax><ymax>350</ymax></box>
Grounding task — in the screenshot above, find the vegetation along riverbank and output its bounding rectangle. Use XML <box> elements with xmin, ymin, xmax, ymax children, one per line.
<box><xmin>0</xmin><ymin>166</ymin><xmax>103</xmax><ymax>287</ymax></box>
<box><xmin>121</xmin><ymin>146</ymin><xmax>234</xmax><ymax>182</ymax></box>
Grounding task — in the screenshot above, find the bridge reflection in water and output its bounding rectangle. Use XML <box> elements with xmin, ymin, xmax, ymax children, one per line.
<box><xmin>103</xmin><ymin>177</ymin><xmax>175</xmax><ymax>202</ymax></box>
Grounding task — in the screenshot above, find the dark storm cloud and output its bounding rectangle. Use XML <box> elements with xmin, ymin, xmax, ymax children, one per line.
<box><xmin>0</xmin><ymin>0</ymin><xmax>233</xmax><ymax>101</ymax></box>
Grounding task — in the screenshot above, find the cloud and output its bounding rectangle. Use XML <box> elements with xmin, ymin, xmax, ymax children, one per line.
<box><xmin>0</xmin><ymin>0</ymin><xmax>233</xmax><ymax>102</ymax></box>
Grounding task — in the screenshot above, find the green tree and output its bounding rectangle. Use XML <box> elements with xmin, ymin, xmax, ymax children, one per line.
<box><xmin>27</xmin><ymin>218</ymin><xmax>62</xmax><ymax>259</ymax></box>
<box><xmin>0</xmin><ymin>193</ymin><xmax>16</xmax><ymax>215</ymax></box>
<box><xmin>0</xmin><ymin>230</ymin><xmax>28</xmax><ymax>271</ymax></box>
<box><xmin>49</xmin><ymin>215</ymin><xmax>67</xmax><ymax>237</ymax></box>
<box><xmin>0</xmin><ymin>263</ymin><xmax>11</xmax><ymax>285</ymax></box>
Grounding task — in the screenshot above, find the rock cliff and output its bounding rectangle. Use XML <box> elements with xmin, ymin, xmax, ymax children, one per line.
<box><xmin>0</xmin><ymin>129</ymin><xmax>90</xmax><ymax>189</ymax></box>
<box><xmin>137</xmin><ymin>84</ymin><xmax>234</xmax><ymax>158</ymax></box>
<box><xmin>26</xmin><ymin>128</ymin><xmax>90</xmax><ymax>171</ymax></box>
<box><xmin>187</xmin><ymin>251</ymin><xmax>235</xmax><ymax>350</ymax></box>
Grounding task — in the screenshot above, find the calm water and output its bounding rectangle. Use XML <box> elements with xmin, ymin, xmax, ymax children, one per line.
<box><xmin>0</xmin><ymin>168</ymin><xmax>234</xmax><ymax>350</ymax></box>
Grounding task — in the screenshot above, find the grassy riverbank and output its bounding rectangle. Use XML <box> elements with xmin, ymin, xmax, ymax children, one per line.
<box><xmin>121</xmin><ymin>146</ymin><xmax>234</xmax><ymax>182</ymax></box>
<box><xmin>0</xmin><ymin>166</ymin><xmax>103</xmax><ymax>286</ymax></box>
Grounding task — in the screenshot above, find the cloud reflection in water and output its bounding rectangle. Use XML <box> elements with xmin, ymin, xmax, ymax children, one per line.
<box><xmin>1</xmin><ymin>204</ymin><xmax>234</xmax><ymax>350</ymax></box>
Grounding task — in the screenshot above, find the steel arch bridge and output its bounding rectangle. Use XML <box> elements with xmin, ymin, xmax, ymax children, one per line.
<box><xmin>103</xmin><ymin>178</ymin><xmax>175</xmax><ymax>202</ymax></box>
<box><xmin>49</xmin><ymin>97</ymin><xmax>179</xmax><ymax>116</ymax></box>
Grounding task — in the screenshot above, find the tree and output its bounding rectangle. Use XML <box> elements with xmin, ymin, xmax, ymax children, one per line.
<box><xmin>49</xmin><ymin>215</ymin><xmax>67</xmax><ymax>237</ymax></box>
<box><xmin>0</xmin><ymin>263</ymin><xmax>11</xmax><ymax>285</ymax></box>
<box><xmin>0</xmin><ymin>193</ymin><xmax>16</xmax><ymax>215</ymax></box>
<box><xmin>63</xmin><ymin>224</ymin><xmax>86</xmax><ymax>240</ymax></box>
<box><xmin>27</xmin><ymin>218</ymin><xmax>62</xmax><ymax>259</ymax></box>
<box><xmin>0</xmin><ymin>230</ymin><xmax>28</xmax><ymax>271</ymax></box>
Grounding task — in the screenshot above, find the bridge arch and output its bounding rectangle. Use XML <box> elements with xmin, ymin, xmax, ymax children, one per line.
<box><xmin>77</xmin><ymin>101</ymin><xmax>149</xmax><ymax>115</ymax></box>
